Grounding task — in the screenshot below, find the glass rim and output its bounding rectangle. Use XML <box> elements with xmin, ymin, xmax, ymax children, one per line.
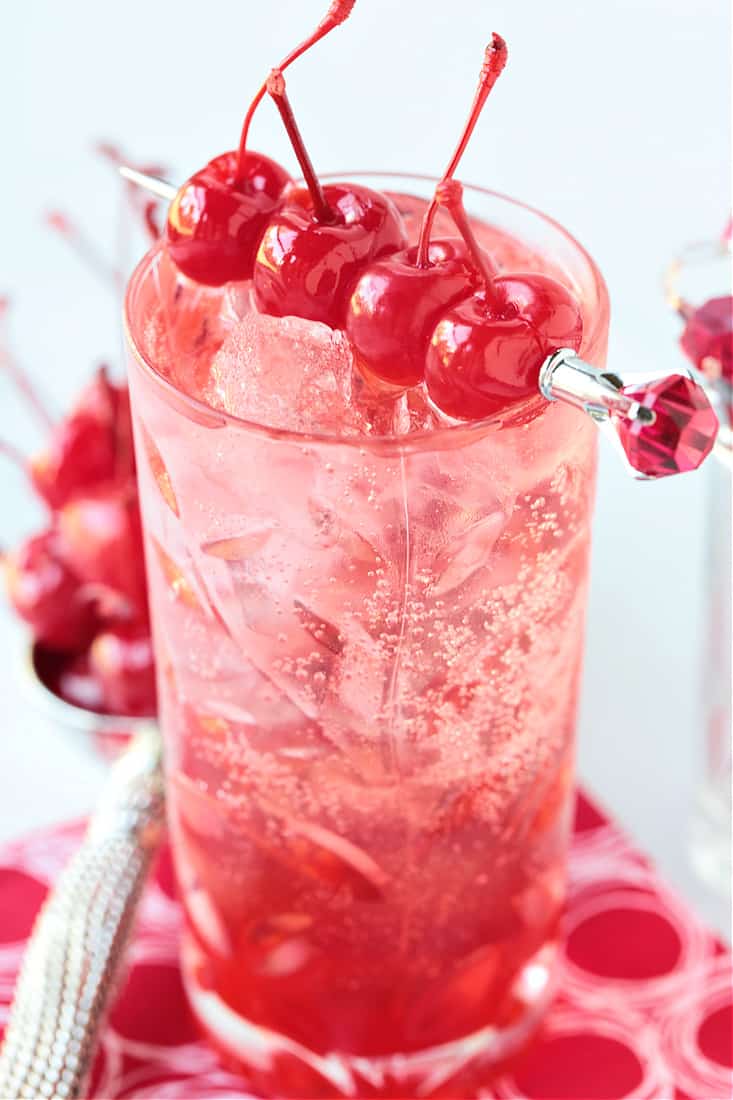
<box><xmin>124</xmin><ymin>172</ymin><xmax>609</xmax><ymax>454</ymax></box>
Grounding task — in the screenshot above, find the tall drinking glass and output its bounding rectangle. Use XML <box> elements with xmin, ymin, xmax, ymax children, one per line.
<box><xmin>666</xmin><ymin>233</ymin><xmax>733</xmax><ymax>902</ymax></box>
<box><xmin>124</xmin><ymin>176</ymin><xmax>609</xmax><ymax>1098</ymax></box>
<box><xmin>692</xmin><ymin>450</ymin><xmax>732</xmax><ymax>897</ymax></box>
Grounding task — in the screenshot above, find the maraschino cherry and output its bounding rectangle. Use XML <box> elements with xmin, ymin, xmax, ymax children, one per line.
<box><xmin>252</xmin><ymin>73</ymin><xmax>406</xmax><ymax>326</ymax></box>
<box><xmin>57</xmin><ymin>486</ymin><xmax>148</xmax><ymax>618</ymax></box>
<box><xmin>4</xmin><ymin>531</ymin><xmax>96</xmax><ymax>652</ymax></box>
<box><xmin>165</xmin><ymin>1</ymin><xmax>356</xmax><ymax>286</ymax></box>
<box><xmin>30</xmin><ymin>366</ymin><xmax>134</xmax><ymax>510</ymax></box>
<box><xmin>345</xmin><ymin>35</ymin><xmax>508</xmax><ymax>387</ymax></box>
<box><xmin>89</xmin><ymin>623</ymin><xmax>157</xmax><ymax>716</ymax></box>
<box><xmin>424</xmin><ymin>183</ymin><xmax>583</xmax><ymax>419</ymax></box>
<box><xmin>2</xmin><ymin>246</ymin><xmax>156</xmax><ymax>718</ymax></box>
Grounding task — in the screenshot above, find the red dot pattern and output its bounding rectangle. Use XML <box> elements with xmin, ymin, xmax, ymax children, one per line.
<box><xmin>697</xmin><ymin>1005</ymin><xmax>732</xmax><ymax>1068</ymax></box>
<box><xmin>0</xmin><ymin>791</ymin><xmax>729</xmax><ymax>1099</ymax></box>
<box><xmin>566</xmin><ymin>906</ymin><xmax>682</xmax><ymax>979</ymax></box>
<box><xmin>512</xmin><ymin>1034</ymin><xmax>644</xmax><ymax>1100</ymax></box>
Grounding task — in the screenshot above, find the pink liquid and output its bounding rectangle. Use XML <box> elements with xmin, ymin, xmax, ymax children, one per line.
<box><xmin>125</xmin><ymin>184</ymin><xmax>608</xmax><ymax>1097</ymax></box>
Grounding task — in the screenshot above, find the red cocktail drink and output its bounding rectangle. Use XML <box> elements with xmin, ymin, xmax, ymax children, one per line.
<box><xmin>125</xmin><ymin>176</ymin><xmax>609</xmax><ymax>1097</ymax></box>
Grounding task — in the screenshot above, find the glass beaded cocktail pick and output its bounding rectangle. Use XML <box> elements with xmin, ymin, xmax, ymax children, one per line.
<box><xmin>540</xmin><ymin>350</ymin><xmax>719</xmax><ymax>479</ymax></box>
<box><xmin>120</xmin><ymin>167</ymin><xmax>721</xmax><ymax>480</ymax></box>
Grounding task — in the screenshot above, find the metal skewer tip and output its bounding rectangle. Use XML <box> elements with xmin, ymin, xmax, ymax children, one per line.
<box><xmin>119</xmin><ymin>166</ymin><xmax>177</xmax><ymax>202</ymax></box>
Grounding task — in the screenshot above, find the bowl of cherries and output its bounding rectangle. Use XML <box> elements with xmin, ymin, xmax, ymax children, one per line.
<box><xmin>3</xmin><ymin>365</ymin><xmax>157</xmax><ymax>757</ymax></box>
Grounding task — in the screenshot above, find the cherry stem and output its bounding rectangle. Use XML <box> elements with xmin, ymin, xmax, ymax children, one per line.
<box><xmin>0</xmin><ymin>305</ymin><xmax>55</xmax><ymax>430</ymax></box>
<box><xmin>95</xmin><ymin>142</ymin><xmax>167</xmax><ymax>180</ymax></box>
<box><xmin>439</xmin><ymin>181</ymin><xmax>504</xmax><ymax>311</ymax></box>
<box><xmin>267</xmin><ymin>72</ymin><xmax>335</xmax><ymax>224</ymax></box>
<box><xmin>0</xmin><ymin>352</ymin><xmax>55</xmax><ymax>431</ymax></box>
<box><xmin>0</xmin><ymin>437</ymin><xmax>29</xmax><ymax>473</ymax></box>
<box><xmin>97</xmin><ymin>145</ymin><xmax>166</xmax><ymax>251</ymax></box>
<box><xmin>235</xmin><ymin>0</ymin><xmax>357</xmax><ymax>186</ymax></box>
<box><xmin>143</xmin><ymin>201</ymin><xmax>161</xmax><ymax>241</ymax></box>
<box><xmin>722</xmin><ymin>215</ymin><xmax>733</xmax><ymax>246</ymax></box>
<box><xmin>46</xmin><ymin>211</ymin><xmax>121</xmax><ymax>288</ymax></box>
<box><xmin>416</xmin><ymin>33</ymin><xmax>508</xmax><ymax>268</ymax></box>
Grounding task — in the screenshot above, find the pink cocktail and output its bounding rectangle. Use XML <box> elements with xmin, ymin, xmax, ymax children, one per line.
<box><xmin>125</xmin><ymin>177</ymin><xmax>609</xmax><ymax>1097</ymax></box>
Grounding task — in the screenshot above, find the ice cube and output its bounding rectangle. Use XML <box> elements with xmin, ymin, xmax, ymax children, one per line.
<box><xmin>205</xmin><ymin>310</ymin><xmax>361</xmax><ymax>435</ymax></box>
<box><xmin>327</xmin><ymin>620</ymin><xmax>389</xmax><ymax>734</ymax></box>
<box><xmin>349</xmin><ymin>376</ymin><xmax>445</xmax><ymax>437</ymax></box>
<box><xmin>348</xmin><ymin>372</ymin><xmax>403</xmax><ymax>435</ymax></box>
<box><xmin>432</xmin><ymin>506</ymin><xmax>507</xmax><ymax>596</ymax></box>
<box><xmin>183</xmin><ymin>882</ymin><xmax>233</xmax><ymax>959</ymax></box>
<box><xmin>195</xmin><ymin>549</ymin><xmax>340</xmax><ymax>721</ymax></box>
<box><xmin>180</xmin><ymin>697</ymin><xmax>341</xmax><ymax>776</ymax></box>
<box><xmin>150</xmin><ymin>536</ymin><xmax>212</xmax><ymax>617</ymax></box>
<box><xmin>293</xmin><ymin>599</ymin><xmax>344</xmax><ymax>655</ymax></box>
<box><xmin>139</xmin><ymin>422</ymin><xmax>179</xmax><ymax>516</ymax></box>
<box><xmin>402</xmin><ymin>386</ymin><xmax>446</xmax><ymax>434</ymax></box>
<box><xmin>151</xmin><ymin>248</ymin><xmax>246</xmax><ymax>396</ymax></box>
<box><xmin>202</xmin><ymin>528</ymin><xmax>273</xmax><ymax>560</ymax></box>
<box><xmin>173</xmin><ymin>765</ymin><xmax>389</xmax><ymax>904</ymax></box>
<box><xmin>269</xmin><ymin>812</ymin><xmax>391</xmax><ymax>901</ymax></box>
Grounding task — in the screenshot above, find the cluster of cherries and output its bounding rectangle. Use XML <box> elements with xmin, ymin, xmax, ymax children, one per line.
<box><xmin>3</xmin><ymin>367</ymin><xmax>156</xmax><ymax>717</ymax></box>
<box><xmin>165</xmin><ymin>4</ymin><xmax>583</xmax><ymax>420</ymax></box>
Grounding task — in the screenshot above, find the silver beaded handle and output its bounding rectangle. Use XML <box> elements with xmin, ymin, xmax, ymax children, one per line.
<box><xmin>0</xmin><ymin>725</ymin><xmax>165</xmax><ymax>1099</ymax></box>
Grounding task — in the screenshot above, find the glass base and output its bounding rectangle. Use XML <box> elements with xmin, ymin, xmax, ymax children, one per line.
<box><xmin>182</xmin><ymin>932</ymin><xmax>556</xmax><ymax>1098</ymax></box>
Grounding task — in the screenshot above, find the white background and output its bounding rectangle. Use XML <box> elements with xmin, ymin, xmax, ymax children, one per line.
<box><xmin>1</xmin><ymin>0</ymin><xmax>730</xmax><ymax>934</ymax></box>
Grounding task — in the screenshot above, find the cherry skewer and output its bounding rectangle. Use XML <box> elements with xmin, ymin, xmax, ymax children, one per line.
<box><xmin>539</xmin><ymin>351</ymin><xmax>718</xmax><ymax>479</ymax></box>
<box><xmin>119</xmin><ymin>164</ymin><xmax>720</xmax><ymax>480</ymax></box>
<box><xmin>118</xmin><ymin>167</ymin><xmax>176</xmax><ymax>202</ymax></box>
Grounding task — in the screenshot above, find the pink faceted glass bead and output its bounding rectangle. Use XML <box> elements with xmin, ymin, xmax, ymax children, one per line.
<box><xmin>680</xmin><ymin>295</ymin><xmax>732</xmax><ymax>382</ymax></box>
<box><xmin>617</xmin><ymin>374</ymin><xmax>719</xmax><ymax>478</ymax></box>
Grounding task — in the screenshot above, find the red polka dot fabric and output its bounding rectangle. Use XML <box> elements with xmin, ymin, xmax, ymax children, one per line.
<box><xmin>0</xmin><ymin>792</ymin><xmax>730</xmax><ymax>1099</ymax></box>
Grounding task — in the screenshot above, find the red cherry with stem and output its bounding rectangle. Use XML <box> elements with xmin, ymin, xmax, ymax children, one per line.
<box><xmin>414</xmin><ymin>34</ymin><xmax>507</xmax><ymax>269</ymax></box>
<box><xmin>166</xmin><ymin>150</ymin><xmax>291</xmax><ymax>287</ymax></box>
<box><xmin>165</xmin><ymin>0</ymin><xmax>356</xmax><ymax>287</ymax></box>
<box><xmin>57</xmin><ymin>487</ymin><xmax>148</xmax><ymax>618</ymax></box>
<box><xmin>234</xmin><ymin>0</ymin><xmax>356</xmax><ymax>185</ymax></box>
<box><xmin>252</xmin><ymin>73</ymin><xmax>406</xmax><ymax>326</ymax></box>
<box><xmin>30</xmin><ymin>366</ymin><xmax>134</xmax><ymax>510</ymax></box>
<box><xmin>345</xmin><ymin>35</ymin><xmax>508</xmax><ymax>385</ymax></box>
<box><xmin>3</xmin><ymin>531</ymin><xmax>97</xmax><ymax>652</ymax></box>
<box><xmin>346</xmin><ymin>241</ymin><xmax>478</xmax><ymax>387</ymax></box>
<box><xmin>89</xmin><ymin>624</ymin><xmax>157</xmax><ymax>716</ymax></box>
<box><xmin>425</xmin><ymin>182</ymin><xmax>583</xmax><ymax>420</ymax></box>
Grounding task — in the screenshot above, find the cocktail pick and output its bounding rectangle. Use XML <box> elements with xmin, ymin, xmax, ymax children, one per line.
<box><xmin>118</xmin><ymin>166</ymin><xmax>176</xmax><ymax>202</ymax></box>
<box><xmin>121</xmin><ymin>166</ymin><xmax>721</xmax><ymax>479</ymax></box>
<box><xmin>540</xmin><ymin>350</ymin><xmax>719</xmax><ymax>479</ymax></box>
